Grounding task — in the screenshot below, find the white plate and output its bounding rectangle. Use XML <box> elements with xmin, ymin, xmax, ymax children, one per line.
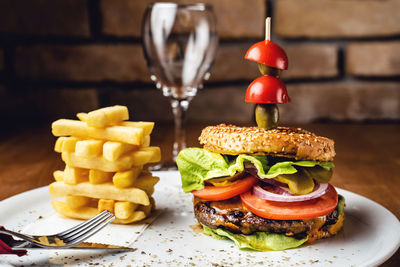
<box><xmin>0</xmin><ymin>171</ymin><xmax>399</xmax><ymax>267</ymax></box>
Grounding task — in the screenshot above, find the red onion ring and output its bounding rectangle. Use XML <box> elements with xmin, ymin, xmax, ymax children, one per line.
<box><xmin>253</xmin><ymin>183</ymin><xmax>329</xmax><ymax>202</ymax></box>
<box><xmin>271</xmin><ymin>185</ymin><xmax>294</xmax><ymax>196</ymax></box>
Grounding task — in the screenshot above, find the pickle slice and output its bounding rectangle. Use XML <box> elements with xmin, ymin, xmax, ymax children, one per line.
<box><xmin>255</xmin><ymin>104</ymin><xmax>279</xmax><ymax>130</ymax></box>
<box><xmin>207</xmin><ymin>172</ymin><xmax>245</xmax><ymax>186</ymax></box>
<box><xmin>275</xmin><ymin>169</ymin><xmax>315</xmax><ymax>195</ymax></box>
<box><xmin>304</xmin><ymin>166</ymin><xmax>333</xmax><ymax>184</ymax></box>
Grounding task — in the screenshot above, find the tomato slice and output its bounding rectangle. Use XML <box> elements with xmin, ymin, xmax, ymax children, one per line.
<box><xmin>245</xmin><ymin>40</ymin><xmax>288</xmax><ymax>70</ymax></box>
<box><xmin>240</xmin><ymin>184</ymin><xmax>338</xmax><ymax>220</ymax></box>
<box><xmin>192</xmin><ymin>176</ymin><xmax>258</xmax><ymax>201</ymax></box>
<box><xmin>245</xmin><ymin>75</ymin><xmax>290</xmax><ymax>104</ymax></box>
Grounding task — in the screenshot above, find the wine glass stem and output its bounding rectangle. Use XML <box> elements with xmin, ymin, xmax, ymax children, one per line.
<box><xmin>170</xmin><ymin>98</ymin><xmax>190</xmax><ymax>162</ymax></box>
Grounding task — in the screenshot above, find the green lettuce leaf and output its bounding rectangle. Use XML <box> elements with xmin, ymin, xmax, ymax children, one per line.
<box><xmin>202</xmin><ymin>224</ymin><xmax>308</xmax><ymax>251</ymax></box>
<box><xmin>177</xmin><ymin>148</ymin><xmax>334</xmax><ymax>193</ymax></box>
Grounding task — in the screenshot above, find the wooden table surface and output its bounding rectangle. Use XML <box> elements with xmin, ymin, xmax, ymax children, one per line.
<box><xmin>0</xmin><ymin>122</ymin><xmax>399</xmax><ymax>265</ymax></box>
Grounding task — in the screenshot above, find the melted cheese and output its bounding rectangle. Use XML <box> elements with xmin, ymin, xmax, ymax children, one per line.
<box><xmin>305</xmin><ymin>213</ymin><xmax>345</xmax><ymax>244</ymax></box>
<box><xmin>305</xmin><ymin>216</ymin><xmax>327</xmax><ymax>244</ymax></box>
<box><xmin>328</xmin><ymin>212</ymin><xmax>345</xmax><ymax>235</ymax></box>
<box><xmin>208</xmin><ymin>196</ymin><xmax>248</xmax><ymax>215</ymax></box>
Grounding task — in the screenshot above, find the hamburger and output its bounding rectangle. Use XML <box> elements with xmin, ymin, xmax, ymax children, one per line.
<box><xmin>176</xmin><ymin>124</ymin><xmax>345</xmax><ymax>251</ymax></box>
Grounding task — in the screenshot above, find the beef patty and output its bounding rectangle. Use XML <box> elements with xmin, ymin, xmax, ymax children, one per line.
<box><xmin>194</xmin><ymin>196</ymin><xmax>339</xmax><ymax>236</ymax></box>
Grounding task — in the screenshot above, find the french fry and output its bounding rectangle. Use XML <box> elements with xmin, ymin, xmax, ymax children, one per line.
<box><xmin>61</xmin><ymin>137</ymin><xmax>80</xmax><ymax>153</ymax></box>
<box><xmin>54</xmin><ymin>137</ymin><xmax>68</xmax><ymax>152</ymax></box>
<box><xmin>131</xmin><ymin>146</ymin><xmax>161</xmax><ymax>165</ymax></box>
<box><xmin>138</xmin><ymin>199</ymin><xmax>153</xmax><ymax>216</ymax></box>
<box><xmin>53</xmin><ymin>170</ymin><xmax>64</xmax><ymax>182</ymax></box>
<box><xmin>63</xmin><ymin>166</ymin><xmax>89</xmax><ymax>185</ymax></box>
<box><xmin>112</xmin><ymin>167</ymin><xmax>142</xmax><ymax>188</ymax></box>
<box><xmin>52</xmin><ymin>119</ymin><xmax>144</xmax><ymax>145</ymax></box>
<box><xmin>114</xmin><ymin>201</ymin><xmax>138</xmax><ymax>220</ymax></box>
<box><xmin>77</xmin><ymin>112</ymin><xmax>154</xmax><ymax>136</ymax></box>
<box><xmin>75</xmin><ymin>140</ymin><xmax>104</xmax><ymax>158</ymax></box>
<box><xmin>62</xmin><ymin>152</ymin><xmax>132</xmax><ymax>172</ymax></box>
<box><xmin>54</xmin><ymin>238</ymin><xmax>66</xmax><ymax>246</ymax></box>
<box><xmin>89</xmin><ymin>169</ymin><xmax>113</xmax><ymax>184</ymax></box>
<box><xmin>51</xmin><ymin>200</ymin><xmax>148</xmax><ymax>224</ymax></box>
<box><xmin>148</xmin><ymin>146</ymin><xmax>161</xmax><ymax>162</ymax></box>
<box><xmin>103</xmin><ymin>137</ymin><xmax>151</xmax><ymax>162</ymax></box>
<box><xmin>143</xmin><ymin>135</ymin><xmax>150</xmax><ymax>147</ymax></box>
<box><xmin>62</xmin><ymin>147</ymin><xmax>160</xmax><ymax>172</ymax></box>
<box><xmin>113</xmin><ymin>210</ymin><xmax>146</xmax><ymax>224</ymax></box>
<box><xmin>98</xmin><ymin>199</ymin><xmax>115</xmax><ymax>213</ymax></box>
<box><xmin>37</xmin><ymin>236</ymin><xmax>50</xmax><ymax>246</ymax></box>
<box><xmin>120</xmin><ymin>121</ymin><xmax>154</xmax><ymax>136</ymax></box>
<box><xmin>37</xmin><ymin>236</ymin><xmax>67</xmax><ymax>246</ymax></box>
<box><xmin>86</xmin><ymin>105</ymin><xmax>129</xmax><ymax>128</ymax></box>
<box><xmin>65</xmin><ymin>195</ymin><xmax>91</xmax><ymax>209</ymax></box>
<box><xmin>76</xmin><ymin>112</ymin><xmax>87</xmax><ymax>121</ymax></box>
<box><xmin>52</xmin><ymin>200</ymin><xmax>98</xmax><ymax>220</ymax></box>
<box><xmin>49</xmin><ymin>181</ymin><xmax>150</xmax><ymax>205</ymax></box>
<box><xmin>103</xmin><ymin>141</ymin><xmax>136</xmax><ymax>162</ymax></box>
<box><xmin>133</xmin><ymin>174</ymin><xmax>160</xmax><ymax>196</ymax></box>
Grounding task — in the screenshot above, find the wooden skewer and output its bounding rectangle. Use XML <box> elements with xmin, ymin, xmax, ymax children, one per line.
<box><xmin>265</xmin><ymin>17</ymin><xmax>271</xmax><ymax>41</ymax></box>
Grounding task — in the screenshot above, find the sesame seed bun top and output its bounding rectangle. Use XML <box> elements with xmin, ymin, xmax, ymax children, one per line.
<box><xmin>199</xmin><ymin>124</ymin><xmax>335</xmax><ymax>162</ymax></box>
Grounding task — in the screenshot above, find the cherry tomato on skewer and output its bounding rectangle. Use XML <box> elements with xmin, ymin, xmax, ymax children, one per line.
<box><xmin>245</xmin><ymin>40</ymin><xmax>288</xmax><ymax>70</ymax></box>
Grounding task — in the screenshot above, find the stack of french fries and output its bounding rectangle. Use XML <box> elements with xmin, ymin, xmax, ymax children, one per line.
<box><xmin>49</xmin><ymin>106</ymin><xmax>161</xmax><ymax>224</ymax></box>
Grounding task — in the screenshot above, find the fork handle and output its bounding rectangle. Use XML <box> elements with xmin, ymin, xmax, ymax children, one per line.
<box><xmin>0</xmin><ymin>226</ymin><xmax>27</xmax><ymax>256</ymax></box>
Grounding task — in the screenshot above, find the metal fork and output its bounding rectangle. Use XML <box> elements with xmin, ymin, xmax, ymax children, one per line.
<box><xmin>0</xmin><ymin>210</ymin><xmax>115</xmax><ymax>248</ymax></box>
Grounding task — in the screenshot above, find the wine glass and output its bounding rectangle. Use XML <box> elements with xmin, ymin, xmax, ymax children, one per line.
<box><xmin>142</xmin><ymin>2</ymin><xmax>218</xmax><ymax>170</ymax></box>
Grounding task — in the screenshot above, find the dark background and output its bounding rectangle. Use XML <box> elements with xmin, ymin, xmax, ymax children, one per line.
<box><xmin>0</xmin><ymin>0</ymin><xmax>399</xmax><ymax>126</ymax></box>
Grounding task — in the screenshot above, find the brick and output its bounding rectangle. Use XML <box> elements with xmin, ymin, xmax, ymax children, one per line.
<box><xmin>347</xmin><ymin>42</ymin><xmax>400</xmax><ymax>77</ymax></box>
<box><xmin>283</xmin><ymin>44</ymin><xmax>338</xmax><ymax>79</ymax></box>
<box><xmin>107</xmin><ymin>88</ymin><xmax>171</xmax><ymax>122</ymax></box>
<box><xmin>29</xmin><ymin>88</ymin><xmax>100</xmax><ymax>119</ymax></box>
<box><xmin>0</xmin><ymin>0</ymin><xmax>90</xmax><ymax>37</ymax></box>
<box><xmin>100</xmin><ymin>0</ymin><xmax>264</xmax><ymax>39</ymax></box>
<box><xmin>188</xmin><ymin>86</ymin><xmax>253</xmax><ymax>123</ymax></box>
<box><xmin>279</xmin><ymin>82</ymin><xmax>400</xmax><ymax>123</ymax></box>
<box><xmin>15</xmin><ymin>45</ymin><xmax>150</xmax><ymax>82</ymax></box>
<box><xmin>100</xmin><ymin>0</ymin><xmax>143</xmax><ymax>37</ymax></box>
<box><xmin>0</xmin><ymin>85</ymin><xmax>28</xmax><ymax>116</ymax></box>
<box><xmin>0</xmin><ymin>86</ymin><xmax>99</xmax><ymax>121</ymax></box>
<box><xmin>201</xmin><ymin>0</ymin><xmax>265</xmax><ymax>39</ymax></box>
<box><xmin>210</xmin><ymin>43</ymin><xmax>259</xmax><ymax>82</ymax></box>
<box><xmin>275</xmin><ymin>0</ymin><xmax>400</xmax><ymax>38</ymax></box>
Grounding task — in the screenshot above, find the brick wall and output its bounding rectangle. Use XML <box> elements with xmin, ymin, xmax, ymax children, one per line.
<box><xmin>0</xmin><ymin>0</ymin><xmax>399</xmax><ymax>124</ymax></box>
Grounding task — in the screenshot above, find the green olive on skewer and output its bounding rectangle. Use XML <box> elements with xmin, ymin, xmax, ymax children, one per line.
<box><xmin>258</xmin><ymin>63</ymin><xmax>282</xmax><ymax>78</ymax></box>
<box><xmin>255</xmin><ymin>103</ymin><xmax>279</xmax><ymax>130</ymax></box>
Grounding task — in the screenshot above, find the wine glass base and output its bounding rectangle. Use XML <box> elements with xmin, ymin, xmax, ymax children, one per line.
<box><xmin>149</xmin><ymin>160</ymin><xmax>178</xmax><ymax>171</ymax></box>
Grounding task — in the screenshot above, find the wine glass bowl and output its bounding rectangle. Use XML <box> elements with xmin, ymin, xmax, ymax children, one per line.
<box><xmin>142</xmin><ymin>3</ymin><xmax>218</xmax><ymax>169</ymax></box>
